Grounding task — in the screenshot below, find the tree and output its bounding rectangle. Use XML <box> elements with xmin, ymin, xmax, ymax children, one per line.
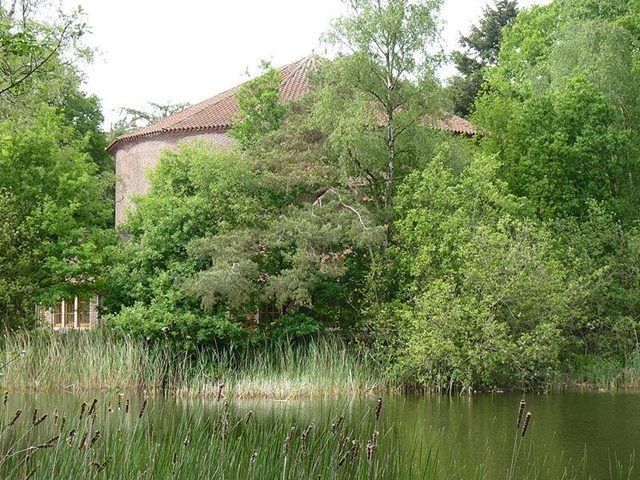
<box><xmin>0</xmin><ymin>1</ymin><xmax>88</xmax><ymax>99</ymax></box>
<box><xmin>469</xmin><ymin>0</ymin><xmax>640</xmax><ymax>367</ymax></box>
<box><xmin>229</xmin><ymin>61</ymin><xmax>287</xmax><ymax>150</ymax></box>
<box><xmin>0</xmin><ymin>1</ymin><xmax>114</xmax><ymax>327</ymax></box>
<box><xmin>377</xmin><ymin>153</ymin><xmax>573</xmax><ymax>391</ymax></box>
<box><xmin>106</xmin><ymin>134</ymin><xmax>382</xmax><ymax>345</ymax></box>
<box><xmin>474</xmin><ymin>0</ymin><xmax>640</xmax><ymax>222</ymax></box>
<box><xmin>0</xmin><ymin>107</ymin><xmax>114</xmax><ymax>327</ymax></box>
<box><xmin>448</xmin><ymin>0</ymin><xmax>518</xmax><ymax>117</ymax></box>
<box><xmin>324</xmin><ymin>0</ymin><xmax>443</xmax><ymax>247</ymax></box>
<box><xmin>110</xmin><ymin>101</ymin><xmax>191</xmax><ymax>139</ymax></box>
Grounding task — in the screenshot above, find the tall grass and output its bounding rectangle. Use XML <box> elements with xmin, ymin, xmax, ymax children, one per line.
<box><xmin>561</xmin><ymin>354</ymin><xmax>640</xmax><ymax>391</ymax></box>
<box><xmin>0</xmin><ymin>394</ymin><xmax>467</xmax><ymax>479</ymax></box>
<box><xmin>0</xmin><ymin>330</ymin><xmax>388</xmax><ymax>398</ymax></box>
<box><xmin>0</xmin><ymin>394</ymin><xmax>634</xmax><ymax>480</ymax></box>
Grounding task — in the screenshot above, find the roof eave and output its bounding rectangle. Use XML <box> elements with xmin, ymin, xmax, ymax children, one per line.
<box><xmin>106</xmin><ymin>124</ymin><xmax>231</xmax><ymax>154</ymax></box>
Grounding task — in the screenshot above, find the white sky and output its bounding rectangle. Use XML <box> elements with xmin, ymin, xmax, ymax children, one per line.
<box><xmin>62</xmin><ymin>0</ymin><xmax>547</xmax><ymax>127</ymax></box>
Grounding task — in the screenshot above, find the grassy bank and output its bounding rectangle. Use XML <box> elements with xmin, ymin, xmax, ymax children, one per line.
<box><xmin>0</xmin><ymin>331</ymin><xmax>388</xmax><ymax>398</ymax></box>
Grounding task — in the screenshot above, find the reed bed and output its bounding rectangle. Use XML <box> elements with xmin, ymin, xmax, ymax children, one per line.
<box><xmin>0</xmin><ymin>330</ymin><xmax>388</xmax><ymax>398</ymax></box>
<box><xmin>0</xmin><ymin>394</ymin><xmax>454</xmax><ymax>479</ymax></box>
<box><xmin>558</xmin><ymin>353</ymin><xmax>640</xmax><ymax>392</ymax></box>
<box><xmin>0</xmin><ymin>394</ymin><xmax>633</xmax><ymax>480</ymax></box>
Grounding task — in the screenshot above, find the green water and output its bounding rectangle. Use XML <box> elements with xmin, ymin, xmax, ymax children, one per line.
<box><xmin>6</xmin><ymin>391</ymin><xmax>639</xmax><ymax>479</ymax></box>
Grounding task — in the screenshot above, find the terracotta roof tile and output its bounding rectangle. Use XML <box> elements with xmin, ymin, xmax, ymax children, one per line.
<box><xmin>108</xmin><ymin>56</ymin><xmax>474</xmax><ymax>152</ymax></box>
<box><xmin>108</xmin><ymin>57</ymin><xmax>314</xmax><ymax>152</ymax></box>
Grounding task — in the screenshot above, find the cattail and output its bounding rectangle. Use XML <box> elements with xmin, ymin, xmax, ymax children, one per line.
<box><xmin>172</xmin><ymin>452</ymin><xmax>179</xmax><ymax>466</ymax></box>
<box><xmin>25</xmin><ymin>446</ymin><xmax>38</xmax><ymax>458</ymax></box>
<box><xmin>108</xmin><ymin>403</ymin><xmax>113</xmax><ymax>413</ymax></box>
<box><xmin>79</xmin><ymin>402</ymin><xmax>87</xmax><ymax>419</ymax></box>
<box><xmin>117</xmin><ymin>394</ymin><xmax>123</xmax><ymax>411</ymax></box>
<box><xmin>58</xmin><ymin>416</ymin><xmax>66</xmax><ymax>432</ymax></box>
<box><xmin>125</xmin><ymin>399</ymin><xmax>130</xmax><ymax>414</ymax></box>
<box><xmin>33</xmin><ymin>414</ymin><xmax>47</xmax><ymax>427</ymax></box>
<box><xmin>350</xmin><ymin>439</ymin><xmax>360</xmax><ymax>460</ymax></box>
<box><xmin>331</xmin><ymin>416</ymin><xmax>344</xmax><ymax>434</ymax></box>
<box><xmin>78</xmin><ymin>431</ymin><xmax>88</xmax><ymax>450</ymax></box>
<box><xmin>366</xmin><ymin>440</ymin><xmax>374</xmax><ymax>461</ymax></box>
<box><xmin>31</xmin><ymin>408</ymin><xmax>38</xmax><ymax>425</ymax></box>
<box><xmin>219</xmin><ymin>401</ymin><xmax>229</xmax><ymax>439</ymax></box>
<box><xmin>283</xmin><ymin>426</ymin><xmax>295</xmax><ymax>457</ymax></box>
<box><xmin>66</xmin><ymin>429</ymin><xmax>76</xmax><ymax>445</ymax></box>
<box><xmin>367</xmin><ymin>431</ymin><xmax>379</xmax><ymax>462</ymax></box>
<box><xmin>36</xmin><ymin>435</ymin><xmax>59</xmax><ymax>449</ymax></box>
<box><xmin>339</xmin><ymin>434</ymin><xmax>350</xmax><ymax>451</ymax></box>
<box><xmin>91</xmin><ymin>457</ymin><xmax>110</xmax><ymax>474</ymax></box>
<box><xmin>521</xmin><ymin>412</ymin><xmax>532</xmax><ymax>437</ymax></box>
<box><xmin>138</xmin><ymin>397</ymin><xmax>148</xmax><ymax>419</ymax></box>
<box><xmin>90</xmin><ymin>430</ymin><xmax>101</xmax><ymax>447</ymax></box>
<box><xmin>375</xmin><ymin>397</ymin><xmax>383</xmax><ymax>420</ymax></box>
<box><xmin>3</xmin><ymin>391</ymin><xmax>7</xmax><ymax>407</ymax></box>
<box><xmin>516</xmin><ymin>399</ymin><xmax>526</xmax><ymax>428</ymax></box>
<box><xmin>183</xmin><ymin>428</ymin><xmax>191</xmax><ymax>448</ymax></box>
<box><xmin>53</xmin><ymin>409</ymin><xmax>59</xmax><ymax>424</ymax></box>
<box><xmin>6</xmin><ymin>409</ymin><xmax>21</xmax><ymax>428</ymax></box>
<box><xmin>220</xmin><ymin>414</ymin><xmax>229</xmax><ymax>440</ymax></box>
<box><xmin>88</xmin><ymin>399</ymin><xmax>98</xmax><ymax>416</ymax></box>
<box><xmin>301</xmin><ymin>422</ymin><xmax>315</xmax><ymax>453</ymax></box>
<box><xmin>245</xmin><ymin>410</ymin><xmax>253</xmax><ymax>424</ymax></box>
<box><xmin>216</xmin><ymin>383</ymin><xmax>225</xmax><ymax>402</ymax></box>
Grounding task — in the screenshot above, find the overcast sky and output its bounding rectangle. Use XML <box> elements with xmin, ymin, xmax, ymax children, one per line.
<box><xmin>62</xmin><ymin>0</ymin><xmax>547</xmax><ymax>126</ymax></box>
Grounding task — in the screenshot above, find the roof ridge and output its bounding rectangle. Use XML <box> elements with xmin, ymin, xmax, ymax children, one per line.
<box><xmin>108</xmin><ymin>56</ymin><xmax>315</xmax><ymax>152</ymax></box>
<box><xmin>106</xmin><ymin>55</ymin><xmax>474</xmax><ymax>153</ymax></box>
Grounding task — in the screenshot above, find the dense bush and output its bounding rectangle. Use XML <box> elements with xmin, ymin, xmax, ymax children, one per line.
<box><xmin>106</xmin><ymin>302</ymin><xmax>248</xmax><ymax>350</ymax></box>
<box><xmin>371</xmin><ymin>154</ymin><xmax>571</xmax><ymax>391</ymax></box>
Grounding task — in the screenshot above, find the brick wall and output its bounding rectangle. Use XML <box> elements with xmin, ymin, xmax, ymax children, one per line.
<box><xmin>114</xmin><ymin>130</ymin><xmax>234</xmax><ymax>226</ymax></box>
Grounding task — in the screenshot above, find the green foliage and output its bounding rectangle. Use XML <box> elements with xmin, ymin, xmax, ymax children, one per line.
<box><xmin>449</xmin><ymin>0</ymin><xmax>519</xmax><ymax>117</ymax></box>
<box><xmin>8</xmin><ymin>0</ymin><xmax>632</xmax><ymax>393</ymax></box>
<box><xmin>0</xmin><ymin>1</ymin><xmax>113</xmax><ymax>328</ymax></box>
<box><xmin>264</xmin><ymin>313</ymin><xmax>324</xmax><ymax>341</ymax></box>
<box><xmin>376</xmin><ymin>154</ymin><xmax>571</xmax><ymax>391</ymax></box>
<box><xmin>0</xmin><ymin>2</ymin><xmax>89</xmax><ymax>101</ymax></box>
<box><xmin>324</xmin><ymin>0</ymin><xmax>445</xmax><ymax>244</ymax></box>
<box><xmin>106</xmin><ymin>0</ymin><xmax>640</xmax><ymax>391</ymax></box>
<box><xmin>107</xmin><ymin>133</ymin><xmax>381</xmax><ymax>344</ymax></box>
<box><xmin>452</xmin><ymin>0</ymin><xmax>640</xmax><ymax>389</ymax></box>
<box><xmin>106</xmin><ymin>142</ymin><xmax>262</xmax><ymax>314</ymax></box>
<box><xmin>107</xmin><ymin>302</ymin><xmax>248</xmax><ymax>350</ymax></box>
<box><xmin>229</xmin><ymin>62</ymin><xmax>287</xmax><ymax>150</ymax></box>
<box><xmin>0</xmin><ymin>107</ymin><xmax>113</xmax><ymax>326</ymax></box>
<box><xmin>477</xmin><ymin>76</ymin><xmax>634</xmax><ymax>219</ymax></box>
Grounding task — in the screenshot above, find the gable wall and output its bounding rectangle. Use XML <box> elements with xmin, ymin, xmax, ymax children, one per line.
<box><xmin>114</xmin><ymin>130</ymin><xmax>233</xmax><ymax>226</ymax></box>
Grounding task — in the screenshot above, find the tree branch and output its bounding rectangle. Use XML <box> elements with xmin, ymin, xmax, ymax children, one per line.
<box><xmin>0</xmin><ymin>20</ymin><xmax>71</xmax><ymax>96</ymax></box>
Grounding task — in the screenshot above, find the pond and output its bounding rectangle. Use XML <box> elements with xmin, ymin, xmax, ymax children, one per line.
<box><xmin>1</xmin><ymin>391</ymin><xmax>638</xmax><ymax>479</ymax></box>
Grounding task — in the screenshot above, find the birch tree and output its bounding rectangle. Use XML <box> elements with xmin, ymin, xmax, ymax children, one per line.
<box><xmin>325</xmin><ymin>0</ymin><xmax>443</xmax><ymax>247</ymax></box>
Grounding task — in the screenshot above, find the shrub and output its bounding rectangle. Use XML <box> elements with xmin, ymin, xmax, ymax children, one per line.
<box><xmin>106</xmin><ymin>302</ymin><xmax>248</xmax><ymax>350</ymax></box>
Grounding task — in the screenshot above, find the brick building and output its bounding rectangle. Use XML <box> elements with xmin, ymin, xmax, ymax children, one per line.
<box><xmin>107</xmin><ymin>57</ymin><xmax>475</xmax><ymax>226</ymax></box>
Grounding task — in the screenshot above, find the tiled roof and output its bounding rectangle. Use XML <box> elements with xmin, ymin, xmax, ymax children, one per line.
<box><xmin>108</xmin><ymin>56</ymin><xmax>475</xmax><ymax>153</ymax></box>
<box><xmin>435</xmin><ymin>114</ymin><xmax>476</xmax><ymax>136</ymax></box>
